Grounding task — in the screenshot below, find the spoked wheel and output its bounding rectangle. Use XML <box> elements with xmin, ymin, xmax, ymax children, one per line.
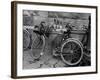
<box><xmin>23</xmin><ymin>29</ymin><xmax>30</xmax><ymax>50</ymax></box>
<box><xmin>31</xmin><ymin>32</ymin><xmax>45</xmax><ymax>59</ymax></box>
<box><xmin>61</xmin><ymin>38</ymin><xmax>83</xmax><ymax>66</ymax></box>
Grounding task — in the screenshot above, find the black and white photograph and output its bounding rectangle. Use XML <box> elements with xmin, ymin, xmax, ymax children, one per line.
<box><xmin>23</xmin><ymin>10</ymin><xmax>91</xmax><ymax>69</ymax></box>
<box><xmin>11</xmin><ymin>1</ymin><xmax>97</xmax><ymax>78</ymax></box>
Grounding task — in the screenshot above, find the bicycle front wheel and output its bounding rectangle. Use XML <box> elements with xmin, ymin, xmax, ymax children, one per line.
<box><xmin>60</xmin><ymin>38</ymin><xmax>83</xmax><ymax>66</ymax></box>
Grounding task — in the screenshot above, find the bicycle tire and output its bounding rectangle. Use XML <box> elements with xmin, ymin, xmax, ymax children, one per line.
<box><xmin>60</xmin><ymin>38</ymin><xmax>83</xmax><ymax>66</ymax></box>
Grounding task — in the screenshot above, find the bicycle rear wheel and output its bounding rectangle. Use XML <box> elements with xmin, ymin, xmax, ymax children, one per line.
<box><xmin>60</xmin><ymin>38</ymin><xmax>83</xmax><ymax>66</ymax></box>
<box><xmin>31</xmin><ymin>32</ymin><xmax>45</xmax><ymax>59</ymax></box>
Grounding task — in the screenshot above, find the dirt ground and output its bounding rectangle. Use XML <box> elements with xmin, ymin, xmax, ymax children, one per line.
<box><xmin>23</xmin><ymin>39</ymin><xmax>68</xmax><ymax>69</ymax></box>
<box><xmin>23</xmin><ymin>33</ymin><xmax>91</xmax><ymax>69</ymax></box>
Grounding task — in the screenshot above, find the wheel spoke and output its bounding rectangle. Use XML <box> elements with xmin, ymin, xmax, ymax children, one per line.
<box><xmin>71</xmin><ymin>54</ymin><xmax>78</xmax><ymax>63</ymax></box>
<box><xmin>71</xmin><ymin>49</ymin><xmax>81</xmax><ymax>63</ymax></box>
<box><xmin>72</xmin><ymin>43</ymin><xmax>77</xmax><ymax>50</ymax></box>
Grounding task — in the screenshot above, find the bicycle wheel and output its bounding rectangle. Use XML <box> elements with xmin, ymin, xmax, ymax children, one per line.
<box><xmin>23</xmin><ymin>29</ymin><xmax>30</xmax><ymax>50</ymax></box>
<box><xmin>60</xmin><ymin>38</ymin><xmax>83</xmax><ymax>66</ymax></box>
<box><xmin>31</xmin><ymin>32</ymin><xmax>45</xmax><ymax>59</ymax></box>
